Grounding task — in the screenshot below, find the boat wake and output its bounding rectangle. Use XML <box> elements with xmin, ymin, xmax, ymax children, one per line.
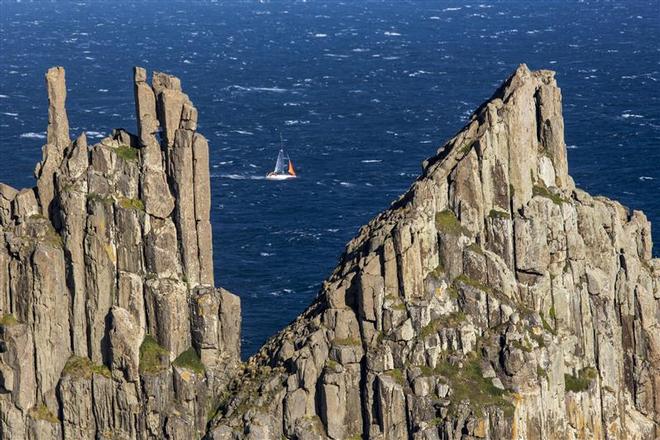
<box><xmin>219</xmin><ymin>174</ymin><xmax>266</xmax><ymax>180</ymax></box>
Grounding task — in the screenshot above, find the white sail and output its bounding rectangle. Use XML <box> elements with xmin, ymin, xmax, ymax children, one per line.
<box><xmin>273</xmin><ymin>149</ymin><xmax>287</xmax><ymax>174</ymax></box>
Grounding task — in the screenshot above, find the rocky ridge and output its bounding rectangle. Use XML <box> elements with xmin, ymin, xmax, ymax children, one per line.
<box><xmin>0</xmin><ymin>67</ymin><xmax>240</xmax><ymax>439</ymax></box>
<box><xmin>0</xmin><ymin>65</ymin><xmax>658</xmax><ymax>440</ymax></box>
<box><xmin>206</xmin><ymin>65</ymin><xmax>659</xmax><ymax>440</ymax></box>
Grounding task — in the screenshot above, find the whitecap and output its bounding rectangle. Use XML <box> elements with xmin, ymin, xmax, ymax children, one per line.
<box><xmin>314</xmin><ymin>33</ymin><xmax>327</xmax><ymax>38</ymax></box>
<box><xmin>384</xmin><ymin>31</ymin><xmax>401</xmax><ymax>36</ymax></box>
<box><xmin>639</xmin><ymin>176</ymin><xmax>654</xmax><ymax>181</ymax></box>
<box><xmin>98</xmin><ymin>89</ymin><xmax>108</xmax><ymax>93</ymax></box>
<box><xmin>1</xmin><ymin>112</ymin><xmax>18</xmax><ymax>116</ymax></box>
<box><xmin>260</xmin><ymin>252</ymin><xmax>274</xmax><ymax>257</ymax></box>
<box><xmin>429</xmin><ymin>16</ymin><xmax>441</xmax><ymax>20</ymax></box>
<box><xmin>0</xmin><ymin>95</ymin><xmax>9</xmax><ymax>99</ymax></box>
<box><xmin>234</xmin><ymin>130</ymin><xmax>254</xmax><ymax>135</ymax></box>
<box><xmin>86</xmin><ymin>131</ymin><xmax>105</xmax><ymax>138</ymax></box>
<box><xmin>566</xmin><ymin>145</ymin><xmax>578</xmax><ymax>149</ymax></box>
<box><xmin>226</xmin><ymin>85</ymin><xmax>287</xmax><ymax>93</ymax></box>
<box><xmin>621</xmin><ymin>112</ymin><xmax>643</xmax><ymax>119</ymax></box>
<box><xmin>361</xmin><ymin>159</ymin><xmax>382</xmax><ymax>163</ymax></box>
<box><xmin>443</xmin><ymin>7</ymin><xmax>461</xmax><ymax>11</ymax></box>
<box><xmin>339</xmin><ymin>182</ymin><xmax>354</xmax><ymax>187</ymax></box>
<box><xmin>20</xmin><ymin>132</ymin><xmax>46</xmax><ymax>139</ymax></box>
<box><xmin>284</xmin><ymin>120</ymin><xmax>310</xmax><ymax>126</ymax></box>
<box><xmin>409</xmin><ymin>70</ymin><xmax>431</xmax><ymax>77</ymax></box>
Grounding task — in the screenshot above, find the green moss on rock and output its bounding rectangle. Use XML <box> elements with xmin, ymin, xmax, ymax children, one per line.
<box><xmin>0</xmin><ymin>313</ymin><xmax>18</xmax><ymax>326</ymax></box>
<box><xmin>565</xmin><ymin>367</ymin><xmax>598</xmax><ymax>393</ymax></box>
<box><xmin>532</xmin><ymin>185</ymin><xmax>568</xmax><ymax>205</ymax></box>
<box><xmin>436</xmin><ymin>357</ymin><xmax>514</xmax><ymax>417</ymax></box>
<box><xmin>173</xmin><ymin>347</ymin><xmax>205</xmax><ymax>374</ymax></box>
<box><xmin>333</xmin><ymin>337</ymin><xmax>361</xmax><ymax>346</ymax></box>
<box><xmin>139</xmin><ymin>334</ymin><xmax>170</xmax><ymax>374</ymax></box>
<box><xmin>384</xmin><ymin>368</ymin><xmax>406</xmax><ymax>386</ymax></box>
<box><xmin>117</xmin><ymin>197</ymin><xmax>145</xmax><ymax>211</ymax></box>
<box><xmin>435</xmin><ymin>210</ymin><xmax>470</xmax><ymax>236</ymax></box>
<box><xmin>28</xmin><ymin>404</ymin><xmax>59</xmax><ymax>424</ymax></box>
<box><xmin>488</xmin><ymin>209</ymin><xmax>510</xmax><ymax>220</ymax></box>
<box><xmin>62</xmin><ymin>355</ymin><xmax>111</xmax><ymax>379</ymax></box>
<box><xmin>116</xmin><ymin>145</ymin><xmax>139</xmax><ymax>161</ymax></box>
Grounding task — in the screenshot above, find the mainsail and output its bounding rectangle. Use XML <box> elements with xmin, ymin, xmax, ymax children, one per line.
<box><xmin>274</xmin><ymin>149</ymin><xmax>287</xmax><ymax>174</ymax></box>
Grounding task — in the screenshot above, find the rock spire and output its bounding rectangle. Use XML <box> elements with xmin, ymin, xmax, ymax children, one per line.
<box><xmin>0</xmin><ymin>66</ymin><xmax>240</xmax><ymax>439</ymax></box>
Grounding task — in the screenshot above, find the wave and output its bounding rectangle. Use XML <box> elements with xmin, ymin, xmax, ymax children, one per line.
<box><xmin>226</xmin><ymin>85</ymin><xmax>287</xmax><ymax>93</ymax></box>
<box><xmin>20</xmin><ymin>132</ymin><xmax>46</xmax><ymax>139</ymax></box>
<box><xmin>384</xmin><ymin>31</ymin><xmax>401</xmax><ymax>36</ymax></box>
<box><xmin>361</xmin><ymin>159</ymin><xmax>382</xmax><ymax>163</ymax></box>
<box><xmin>1</xmin><ymin>112</ymin><xmax>18</xmax><ymax>116</ymax></box>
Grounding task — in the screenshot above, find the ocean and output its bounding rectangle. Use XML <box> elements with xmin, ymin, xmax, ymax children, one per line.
<box><xmin>1</xmin><ymin>0</ymin><xmax>658</xmax><ymax>357</ymax></box>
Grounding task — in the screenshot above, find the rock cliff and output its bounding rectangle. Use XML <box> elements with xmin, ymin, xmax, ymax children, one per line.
<box><xmin>206</xmin><ymin>65</ymin><xmax>659</xmax><ymax>440</ymax></box>
<box><xmin>0</xmin><ymin>65</ymin><xmax>658</xmax><ymax>440</ymax></box>
<box><xmin>0</xmin><ymin>67</ymin><xmax>241</xmax><ymax>439</ymax></box>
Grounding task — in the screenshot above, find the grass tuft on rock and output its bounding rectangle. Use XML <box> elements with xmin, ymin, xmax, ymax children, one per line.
<box><xmin>333</xmin><ymin>337</ymin><xmax>361</xmax><ymax>346</ymax></box>
<box><xmin>118</xmin><ymin>197</ymin><xmax>145</xmax><ymax>211</ymax></box>
<box><xmin>28</xmin><ymin>404</ymin><xmax>59</xmax><ymax>424</ymax></box>
<box><xmin>419</xmin><ymin>312</ymin><xmax>467</xmax><ymax>339</ymax></box>
<box><xmin>62</xmin><ymin>355</ymin><xmax>111</xmax><ymax>379</ymax></box>
<box><xmin>488</xmin><ymin>208</ymin><xmax>510</xmax><ymax>220</ymax></box>
<box><xmin>435</xmin><ymin>357</ymin><xmax>514</xmax><ymax>417</ymax></box>
<box><xmin>116</xmin><ymin>144</ymin><xmax>139</xmax><ymax>161</ymax></box>
<box><xmin>565</xmin><ymin>367</ymin><xmax>598</xmax><ymax>393</ymax></box>
<box><xmin>139</xmin><ymin>334</ymin><xmax>170</xmax><ymax>374</ymax></box>
<box><xmin>532</xmin><ymin>185</ymin><xmax>568</xmax><ymax>205</ymax></box>
<box><xmin>384</xmin><ymin>368</ymin><xmax>406</xmax><ymax>386</ymax></box>
<box><xmin>0</xmin><ymin>313</ymin><xmax>19</xmax><ymax>326</ymax></box>
<box><xmin>435</xmin><ymin>210</ymin><xmax>470</xmax><ymax>236</ymax></box>
<box><xmin>173</xmin><ymin>347</ymin><xmax>205</xmax><ymax>374</ymax></box>
<box><xmin>454</xmin><ymin>274</ymin><xmax>492</xmax><ymax>293</ymax></box>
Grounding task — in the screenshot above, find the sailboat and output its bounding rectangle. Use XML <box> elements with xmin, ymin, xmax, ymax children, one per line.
<box><xmin>266</xmin><ymin>136</ymin><xmax>297</xmax><ymax>180</ymax></box>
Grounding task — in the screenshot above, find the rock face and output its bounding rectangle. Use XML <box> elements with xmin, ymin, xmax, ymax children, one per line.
<box><xmin>206</xmin><ymin>65</ymin><xmax>659</xmax><ymax>440</ymax></box>
<box><xmin>0</xmin><ymin>67</ymin><xmax>241</xmax><ymax>439</ymax></box>
<box><xmin>0</xmin><ymin>65</ymin><xmax>657</xmax><ymax>440</ymax></box>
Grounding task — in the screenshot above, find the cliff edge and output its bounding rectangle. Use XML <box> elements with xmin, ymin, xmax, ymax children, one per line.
<box><xmin>0</xmin><ymin>67</ymin><xmax>241</xmax><ymax>439</ymax></box>
<box><xmin>207</xmin><ymin>65</ymin><xmax>659</xmax><ymax>440</ymax></box>
<box><xmin>0</xmin><ymin>65</ymin><xmax>658</xmax><ymax>440</ymax></box>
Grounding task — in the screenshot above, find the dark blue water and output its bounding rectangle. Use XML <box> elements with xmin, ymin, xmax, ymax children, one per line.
<box><xmin>1</xmin><ymin>1</ymin><xmax>658</xmax><ymax>357</ymax></box>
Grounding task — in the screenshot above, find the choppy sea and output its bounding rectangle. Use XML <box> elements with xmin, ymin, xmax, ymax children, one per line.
<box><xmin>1</xmin><ymin>0</ymin><xmax>658</xmax><ymax>357</ymax></box>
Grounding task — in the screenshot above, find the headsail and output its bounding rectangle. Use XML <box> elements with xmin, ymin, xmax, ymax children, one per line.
<box><xmin>274</xmin><ymin>149</ymin><xmax>287</xmax><ymax>174</ymax></box>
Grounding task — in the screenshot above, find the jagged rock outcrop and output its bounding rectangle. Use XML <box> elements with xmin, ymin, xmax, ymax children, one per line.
<box><xmin>0</xmin><ymin>64</ymin><xmax>657</xmax><ymax>440</ymax></box>
<box><xmin>0</xmin><ymin>67</ymin><xmax>241</xmax><ymax>439</ymax></box>
<box><xmin>206</xmin><ymin>65</ymin><xmax>659</xmax><ymax>440</ymax></box>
